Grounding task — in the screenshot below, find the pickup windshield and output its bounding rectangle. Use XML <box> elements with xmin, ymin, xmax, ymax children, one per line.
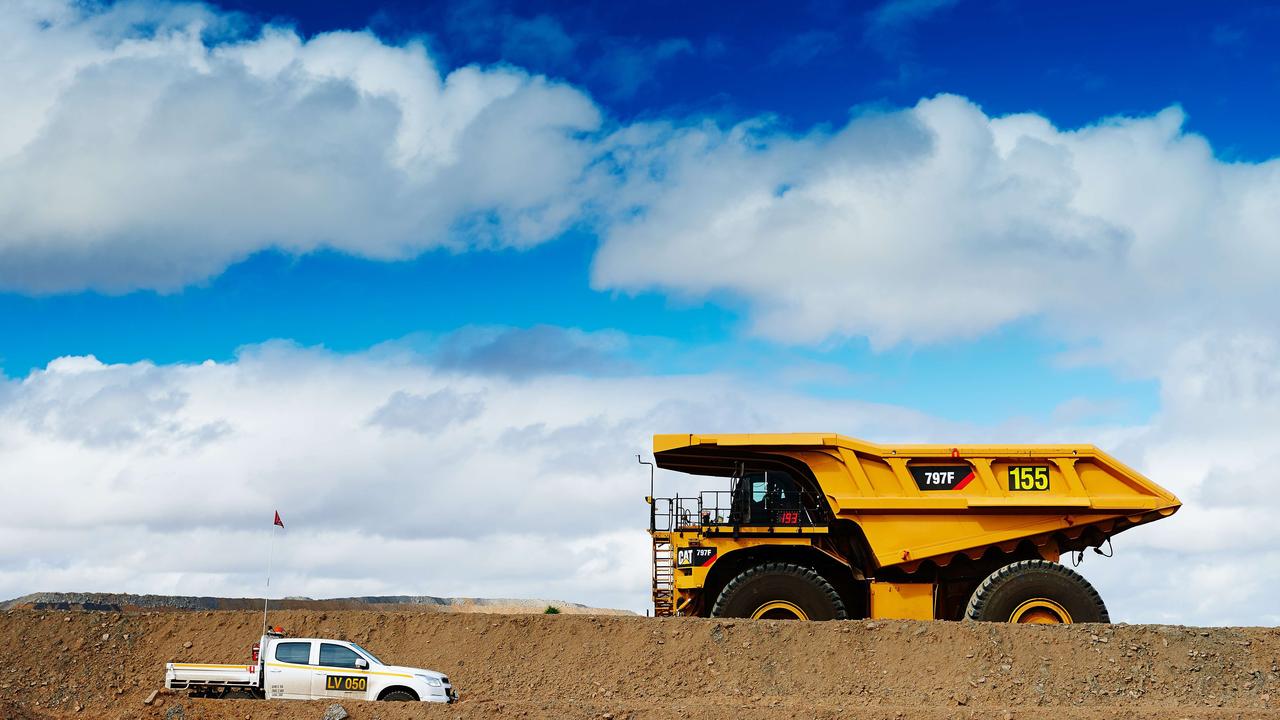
<box><xmin>350</xmin><ymin>643</ymin><xmax>383</xmax><ymax>665</ymax></box>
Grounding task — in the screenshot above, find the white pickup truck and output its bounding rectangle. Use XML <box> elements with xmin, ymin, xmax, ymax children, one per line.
<box><xmin>165</xmin><ymin>631</ymin><xmax>456</xmax><ymax>703</ymax></box>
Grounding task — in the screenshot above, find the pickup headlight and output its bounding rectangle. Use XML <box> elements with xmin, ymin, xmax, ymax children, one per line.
<box><xmin>416</xmin><ymin>675</ymin><xmax>442</xmax><ymax>687</ymax></box>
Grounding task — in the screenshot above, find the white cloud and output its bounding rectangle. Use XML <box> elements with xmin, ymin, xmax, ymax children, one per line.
<box><xmin>9</xmin><ymin>1</ymin><xmax>1276</xmax><ymax>370</ymax></box>
<box><xmin>0</xmin><ymin>338</ymin><xmax>1278</xmax><ymax>624</ymax></box>
<box><xmin>0</xmin><ymin>343</ymin><xmax>955</xmax><ymax>613</ymax></box>
<box><xmin>1065</xmin><ymin>331</ymin><xmax>1280</xmax><ymax>626</ymax></box>
<box><xmin>593</xmin><ymin>94</ymin><xmax>1280</xmax><ymax>366</ymax></box>
<box><xmin>0</xmin><ymin>1</ymin><xmax>600</xmax><ymax>292</ymax></box>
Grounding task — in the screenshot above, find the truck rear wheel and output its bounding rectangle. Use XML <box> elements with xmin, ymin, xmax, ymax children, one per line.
<box><xmin>711</xmin><ymin>562</ymin><xmax>847</xmax><ymax>620</ymax></box>
<box><xmin>965</xmin><ymin>559</ymin><xmax>1108</xmax><ymax>624</ymax></box>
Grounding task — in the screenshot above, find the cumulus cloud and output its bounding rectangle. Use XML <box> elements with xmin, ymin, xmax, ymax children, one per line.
<box><xmin>1065</xmin><ymin>331</ymin><xmax>1280</xmax><ymax>625</ymax></box>
<box><xmin>0</xmin><ymin>0</ymin><xmax>600</xmax><ymax>292</ymax></box>
<box><xmin>368</xmin><ymin>388</ymin><xmax>486</xmax><ymax>433</ymax></box>
<box><xmin>0</xmin><ymin>343</ymin><xmax>955</xmax><ymax>612</ymax></box>
<box><xmin>9</xmin><ymin>0</ymin><xmax>1276</xmax><ymax>373</ymax></box>
<box><xmin>0</xmin><ymin>339</ymin><xmax>1276</xmax><ymax>623</ymax></box>
<box><xmin>594</xmin><ymin>95</ymin><xmax>1280</xmax><ymax>362</ymax></box>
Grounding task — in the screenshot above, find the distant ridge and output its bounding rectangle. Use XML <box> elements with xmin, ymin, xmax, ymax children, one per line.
<box><xmin>1</xmin><ymin>591</ymin><xmax>633</xmax><ymax>614</ymax></box>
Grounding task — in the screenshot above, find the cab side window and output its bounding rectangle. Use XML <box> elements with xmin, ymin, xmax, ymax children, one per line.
<box><xmin>319</xmin><ymin>643</ymin><xmax>362</xmax><ymax>669</ymax></box>
<box><xmin>767</xmin><ymin>471</ymin><xmax>800</xmax><ymax>510</ymax></box>
<box><xmin>274</xmin><ymin>642</ymin><xmax>311</xmax><ymax>665</ymax></box>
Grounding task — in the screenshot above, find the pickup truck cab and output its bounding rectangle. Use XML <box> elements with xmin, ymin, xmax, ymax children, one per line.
<box><xmin>166</xmin><ymin>632</ymin><xmax>456</xmax><ymax>703</ymax></box>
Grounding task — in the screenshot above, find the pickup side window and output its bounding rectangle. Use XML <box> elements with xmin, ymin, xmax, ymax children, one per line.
<box><xmin>319</xmin><ymin>643</ymin><xmax>362</xmax><ymax>669</ymax></box>
<box><xmin>274</xmin><ymin>641</ymin><xmax>311</xmax><ymax>665</ymax></box>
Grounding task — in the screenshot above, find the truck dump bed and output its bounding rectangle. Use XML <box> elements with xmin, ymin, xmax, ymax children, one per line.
<box><xmin>653</xmin><ymin>433</ymin><xmax>1180</xmax><ymax>572</ymax></box>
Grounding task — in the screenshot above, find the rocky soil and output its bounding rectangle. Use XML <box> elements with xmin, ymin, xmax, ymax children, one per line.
<box><xmin>1</xmin><ymin>609</ymin><xmax>1278</xmax><ymax>719</ymax></box>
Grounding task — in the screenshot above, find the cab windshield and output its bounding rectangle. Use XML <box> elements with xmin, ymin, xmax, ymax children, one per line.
<box><xmin>731</xmin><ymin>469</ymin><xmax>807</xmax><ymax>525</ymax></box>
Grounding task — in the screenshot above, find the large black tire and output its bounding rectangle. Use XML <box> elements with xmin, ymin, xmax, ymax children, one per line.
<box><xmin>965</xmin><ymin>559</ymin><xmax>1109</xmax><ymax>623</ymax></box>
<box><xmin>710</xmin><ymin>562</ymin><xmax>847</xmax><ymax>620</ymax></box>
<box><xmin>380</xmin><ymin>689</ymin><xmax>417</xmax><ymax>701</ymax></box>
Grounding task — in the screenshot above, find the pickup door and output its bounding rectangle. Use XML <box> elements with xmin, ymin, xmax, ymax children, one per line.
<box><xmin>312</xmin><ymin>643</ymin><xmax>373</xmax><ymax>700</ymax></box>
<box><xmin>265</xmin><ymin>640</ymin><xmax>315</xmax><ymax>699</ymax></box>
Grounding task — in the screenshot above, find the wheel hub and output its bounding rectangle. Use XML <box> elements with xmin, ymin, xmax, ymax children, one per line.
<box><xmin>750</xmin><ymin>600</ymin><xmax>809</xmax><ymax>620</ymax></box>
<box><xmin>1010</xmin><ymin>598</ymin><xmax>1072</xmax><ymax>624</ymax></box>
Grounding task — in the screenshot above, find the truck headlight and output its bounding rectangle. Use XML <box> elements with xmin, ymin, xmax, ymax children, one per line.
<box><xmin>416</xmin><ymin>675</ymin><xmax>442</xmax><ymax>687</ymax></box>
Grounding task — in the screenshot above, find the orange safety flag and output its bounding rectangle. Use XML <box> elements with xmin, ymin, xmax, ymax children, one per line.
<box><xmin>273</xmin><ymin>511</ymin><xmax>284</xmax><ymax>528</ymax></box>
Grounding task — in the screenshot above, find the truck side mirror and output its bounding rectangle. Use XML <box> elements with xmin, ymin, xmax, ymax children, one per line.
<box><xmin>355</xmin><ymin>658</ymin><xmax>369</xmax><ymax>669</ymax></box>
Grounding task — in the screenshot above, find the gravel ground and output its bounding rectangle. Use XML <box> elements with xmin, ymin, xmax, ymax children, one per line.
<box><xmin>2</xmin><ymin>609</ymin><xmax>1278</xmax><ymax>719</ymax></box>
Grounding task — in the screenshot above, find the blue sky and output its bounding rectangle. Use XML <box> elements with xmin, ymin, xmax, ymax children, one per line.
<box><xmin>206</xmin><ymin>0</ymin><xmax>1280</xmax><ymax>158</ymax></box>
<box><xmin>0</xmin><ymin>240</ymin><xmax>1154</xmax><ymax>425</ymax></box>
<box><xmin>2</xmin><ymin>0</ymin><xmax>1280</xmax><ymax>621</ymax></box>
<box><xmin>10</xmin><ymin>0</ymin><xmax>1264</xmax><ymax>422</ymax></box>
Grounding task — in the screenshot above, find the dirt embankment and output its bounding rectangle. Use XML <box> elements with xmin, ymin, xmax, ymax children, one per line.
<box><xmin>2</xmin><ymin>609</ymin><xmax>1278</xmax><ymax>719</ymax></box>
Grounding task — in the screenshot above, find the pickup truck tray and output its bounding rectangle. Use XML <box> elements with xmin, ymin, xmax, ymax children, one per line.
<box><xmin>166</xmin><ymin>663</ymin><xmax>259</xmax><ymax>689</ymax></box>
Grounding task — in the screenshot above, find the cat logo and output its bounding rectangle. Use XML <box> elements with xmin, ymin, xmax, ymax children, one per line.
<box><xmin>676</xmin><ymin>547</ymin><xmax>717</xmax><ymax>567</ymax></box>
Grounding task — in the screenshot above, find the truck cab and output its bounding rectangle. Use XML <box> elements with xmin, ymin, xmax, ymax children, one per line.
<box><xmin>166</xmin><ymin>632</ymin><xmax>456</xmax><ymax>703</ymax></box>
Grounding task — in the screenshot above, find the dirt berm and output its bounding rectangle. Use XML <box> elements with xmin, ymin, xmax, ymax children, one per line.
<box><xmin>2</xmin><ymin>609</ymin><xmax>1278</xmax><ymax>719</ymax></box>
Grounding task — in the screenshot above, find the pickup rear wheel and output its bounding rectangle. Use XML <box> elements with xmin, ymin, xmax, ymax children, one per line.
<box><xmin>380</xmin><ymin>689</ymin><xmax>417</xmax><ymax>701</ymax></box>
<box><xmin>965</xmin><ymin>559</ymin><xmax>1109</xmax><ymax>624</ymax></box>
<box><xmin>711</xmin><ymin>562</ymin><xmax>847</xmax><ymax>620</ymax></box>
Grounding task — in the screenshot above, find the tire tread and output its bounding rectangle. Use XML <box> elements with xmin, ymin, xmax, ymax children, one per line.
<box><xmin>710</xmin><ymin>561</ymin><xmax>848</xmax><ymax>620</ymax></box>
<box><xmin>964</xmin><ymin>559</ymin><xmax>1109</xmax><ymax>623</ymax></box>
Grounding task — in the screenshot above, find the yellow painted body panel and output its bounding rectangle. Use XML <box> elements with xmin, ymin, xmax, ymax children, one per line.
<box><xmin>669</xmin><ymin>532</ymin><xmax>822</xmax><ymax>592</ymax></box>
<box><xmin>869</xmin><ymin>582</ymin><xmax>935</xmax><ymax>620</ymax></box>
<box><xmin>653</xmin><ymin>433</ymin><xmax>1180</xmax><ymax>571</ymax></box>
<box><xmin>659</xmin><ymin>532</ymin><xmax>827</xmax><ymax>614</ymax></box>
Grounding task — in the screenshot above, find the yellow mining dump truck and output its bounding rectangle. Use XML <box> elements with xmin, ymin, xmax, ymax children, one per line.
<box><xmin>645</xmin><ymin>433</ymin><xmax>1180</xmax><ymax>623</ymax></box>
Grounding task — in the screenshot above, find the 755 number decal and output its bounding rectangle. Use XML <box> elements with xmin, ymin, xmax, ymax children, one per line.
<box><xmin>1008</xmin><ymin>466</ymin><xmax>1050</xmax><ymax>491</ymax></box>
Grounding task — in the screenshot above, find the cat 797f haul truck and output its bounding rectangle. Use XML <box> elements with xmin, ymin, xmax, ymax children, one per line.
<box><xmin>646</xmin><ymin>434</ymin><xmax>1180</xmax><ymax>623</ymax></box>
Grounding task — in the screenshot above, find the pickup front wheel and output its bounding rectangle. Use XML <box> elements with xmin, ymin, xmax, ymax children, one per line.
<box><xmin>380</xmin><ymin>689</ymin><xmax>417</xmax><ymax>701</ymax></box>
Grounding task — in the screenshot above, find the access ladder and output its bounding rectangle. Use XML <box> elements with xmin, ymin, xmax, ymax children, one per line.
<box><xmin>652</xmin><ymin>532</ymin><xmax>674</xmax><ymax>617</ymax></box>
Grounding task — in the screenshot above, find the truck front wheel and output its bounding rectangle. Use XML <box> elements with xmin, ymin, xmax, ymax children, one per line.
<box><xmin>711</xmin><ymin>562</ymin><xmax>847</xmax><ymax>620</ymax></box>
<box><xmin>379</xmin><ymin>689</ymin><xmax>417</xmax><ymax>701</ymax></box>
<box><xmin>965</xmin><ymin>559</ymin><xmax>1109</xmax><ymax>624</ymax></box>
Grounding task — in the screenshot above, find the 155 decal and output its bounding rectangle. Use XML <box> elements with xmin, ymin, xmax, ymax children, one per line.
<box><xmin>1008</xmin><ymin>465</ymin><xmax>1050</xmax><ymax>491</ymax></box>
